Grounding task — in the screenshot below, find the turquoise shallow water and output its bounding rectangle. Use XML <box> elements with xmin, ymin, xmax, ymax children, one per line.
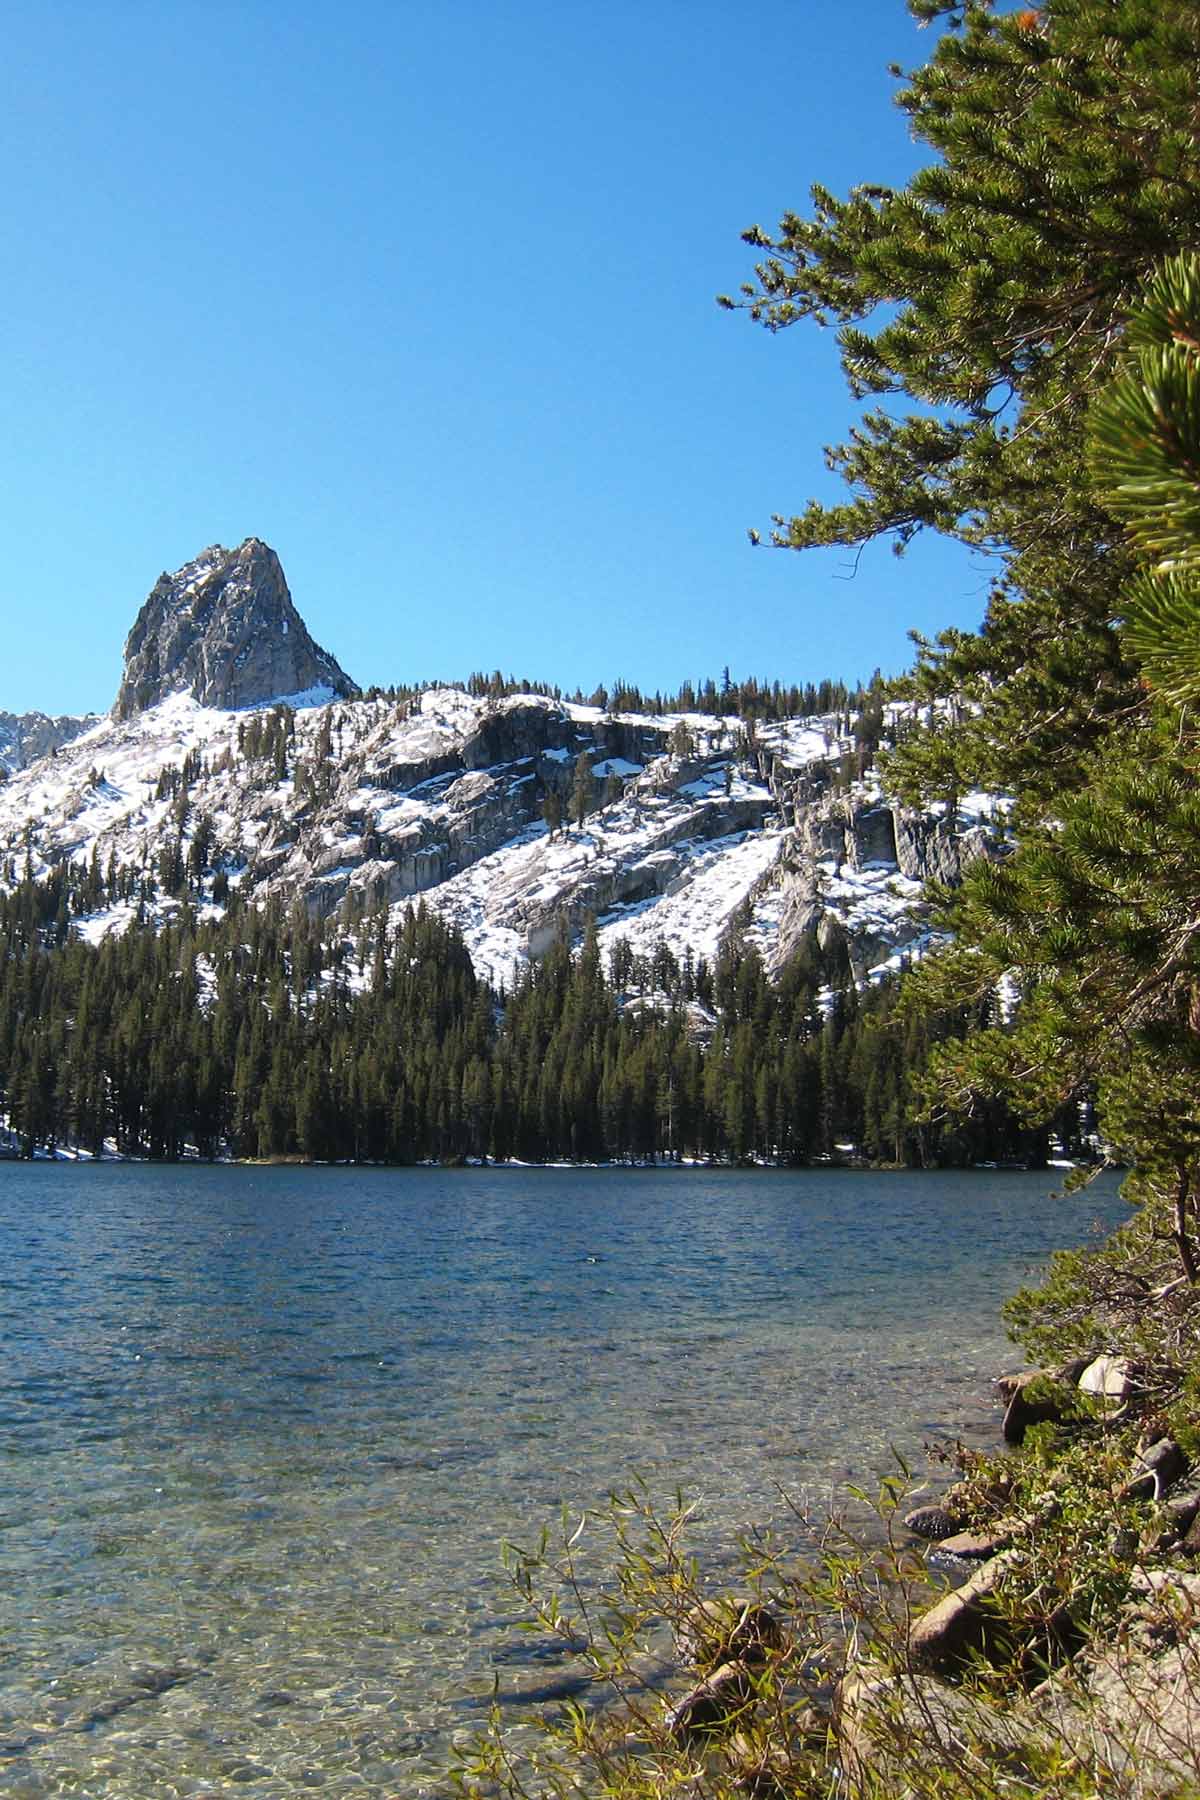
<box><xmin>0</xmin><ymin>1163</ymin><xmax>1126</xmax><ymax>1796</ymax></box>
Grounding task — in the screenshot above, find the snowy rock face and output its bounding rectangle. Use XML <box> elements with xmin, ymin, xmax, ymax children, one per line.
<box><xmin>113</xmin><ymin>539</ymin><xmax>359</xmax><ymax>718</ymax></box>
<box><xmin>0</xmin><ymin>674</ymin><xmax>1005</xmax><ymax>994</ymax></box>
<box><xmin>0</xmin><ymin>710</ymin><xmax>96</xmax><ymax>775</ymax></box>
<box><xmin>0</xmin><ymin>544</ymin><xmax>1008</xmax><ymax>988</ymax></box>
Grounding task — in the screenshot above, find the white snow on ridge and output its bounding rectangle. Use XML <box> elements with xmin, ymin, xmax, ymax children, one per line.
<box><xmin>598</xmin><ymin>827</ymin><xmax>789</xmax><ymax>974</ymax></box>
<box><xmin>269</xmin><ymin>681</ymin><xmax>335</xmax><ymax>709</ymax></box>
<box><xmin>415</xmin><ymin>753</ymin><xmax>780</xmax><ymax>988</ymax></box>
<box><xmin>757</xmin><ymin>715</ymin><xmax>842</xmax><ymax>769</ymax></box>
<box><xmin>0</xmin><ymin>678</ymin><xmax>987</xmax><ymax>1001</ymax></box>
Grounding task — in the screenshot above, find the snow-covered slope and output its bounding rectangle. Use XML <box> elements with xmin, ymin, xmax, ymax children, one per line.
<box><xmin>0</xmin><ymin>682</ymin><xmax>999</xmax><ymax>989</ymax></box>
<box><xmin>0</xmin><ymin>537</ymin><xmax>1003</xmax><ymax>985</ymax></box>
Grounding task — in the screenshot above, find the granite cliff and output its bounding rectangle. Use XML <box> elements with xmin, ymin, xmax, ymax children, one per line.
<box><xmin>113</xmin><ymin>538</ymin><xmax>358</xmax><ymax>718</ymax></box>
<box><xmin>0</xmin><ymin>709</ymin><xmax>97</xmax><ymax>776</ymax></box>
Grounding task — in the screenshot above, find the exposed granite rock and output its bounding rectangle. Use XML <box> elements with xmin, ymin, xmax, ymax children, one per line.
<box><xmin>1028</xmin><ymin>1570</ymin><xmax>1200</xmax><ymax>1796</ymax></box>
<box><xmin>907</xmin><ymin>1551</ymin><xmax>1020</xmax><ymax>1673</ymax></box>
<box><xmin>763</xmin><ymin>787</ymin><xmax>1001</xmax><ymax>979</ymax></box>
<box><xmin>836</xmin><ymin>1660</ymin><xmax>1034</xmax><ymax>1799</ymax></box>
<box><xmin>841</xmin><ymin>1601</ymin><xmax>1200</xmax><ymax>1800</ymax></box>
<box><xmin>0</xmin><ymin>710</ymin><xmax>96</xmax><ymax>774</ymax></box>
<box><xmin>1123</xmin><ymin>1438</ymin><xmax>1188</xmax><ymax>1503</ymax></box>
<box><xmin>0</xmin><ymin>643</ymin><xmax>1007</xmax><ymax>996</ymax></box>
<box><xmin>893</xmin><ymin>808</ymin><xmax>991</xmax><ymax>885</ymax></box>
<box><xmin>113</xmin><ymin>539</ymin><xmax>358</xmax><ymax>718</ymax></box>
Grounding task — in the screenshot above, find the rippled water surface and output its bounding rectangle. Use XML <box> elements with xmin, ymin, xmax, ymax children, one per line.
<box><xmin>0</xmin><ymin>1163</ymin><xmax>1126</xmax><ymax>1795</ymax></box>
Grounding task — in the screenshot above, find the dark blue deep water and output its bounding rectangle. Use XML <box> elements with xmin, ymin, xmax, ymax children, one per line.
<box><xmin>0</xmin><ymin>1164</ymin><xmax>1127</xmax><ymax>1796</ymax></box>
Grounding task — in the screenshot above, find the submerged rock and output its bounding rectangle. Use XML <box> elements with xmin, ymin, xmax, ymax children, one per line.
<box><xmin>676</xmin><ymin>1597</ymin><xmax>787</xmax><ymax>1671</ymax></box>
<box><xmin>666</xmin><ymin>1661</ymin><xmax>755</xmax><ymax>1741</ymax></box>
<box><xmin>902</xmin><ymin>1504</ymin><xmax>958</xmax><ymax>1541</ymax></box>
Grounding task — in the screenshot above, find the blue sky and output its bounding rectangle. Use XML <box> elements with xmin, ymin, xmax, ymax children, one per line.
<box><xmin>2</xmin><ymin>1</ymin><xmax>990</xmax><ymax>717</ymax></box>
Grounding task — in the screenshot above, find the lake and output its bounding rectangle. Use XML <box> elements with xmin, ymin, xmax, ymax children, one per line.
<box><xmin>0</xmin><ymin>1163</ymin><xmax>1127</xmax><ymax>1796</ymax></box>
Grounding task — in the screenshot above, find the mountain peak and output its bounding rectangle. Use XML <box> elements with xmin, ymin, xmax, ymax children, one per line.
<box><xmin>113</xmin><ymin>539</ymin><xmax>359</xmax><ymax>718</ymax></box>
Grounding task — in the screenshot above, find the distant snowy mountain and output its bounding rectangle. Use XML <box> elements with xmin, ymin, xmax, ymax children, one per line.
<box><xmin>0</xmin><ymin>709</ymin><xmax>97</xmax><ymax>776</ymax></box>
<box><xmin>0</xmin><ymin>542</ymin><xmax>1003</xmax><ymax>988</ymax></box>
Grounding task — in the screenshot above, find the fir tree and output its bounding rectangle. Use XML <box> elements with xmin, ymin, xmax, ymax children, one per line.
<box><xmin>724</xmin><ymin>0</ymin><xmax>1200</xmax><ymax>802</ymax></box>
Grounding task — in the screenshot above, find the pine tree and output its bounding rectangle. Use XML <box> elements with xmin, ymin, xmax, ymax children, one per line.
<box><xmin>570</xmin><ymin>753</ymin><xmax>593</xmax><ymax>830</ymax></box>
<box><xmin>725</xmin><ymin>0</ymin><xmax>1200</xmax><ymax>801</ymax></box>
<box><xmin>915</xmin><ymin>254</ymin><xmax>1200</xmax><ymax>1274</ymax></box>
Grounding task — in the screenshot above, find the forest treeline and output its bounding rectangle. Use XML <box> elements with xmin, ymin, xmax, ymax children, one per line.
<box><xmin>356</xmin><ymin>667</ymin><xmax>874</xmax><ymax>724</ymax></box>
<box><xmin>0</xmin><ymin>862</ymin><xmax>1066</xmax><ymax>1168</ymax></box>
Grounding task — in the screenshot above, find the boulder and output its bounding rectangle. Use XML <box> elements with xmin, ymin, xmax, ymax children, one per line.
<box><xmin>666</xmin><ymin>1661</ymin><xmax>754</xmax><ymax>1741</ymax></box>
<box><xmin>935</xmin><ymin>1528</ymin><xmax>1014</xmax><ymax>1560</ymax></box>
<box><xmin>902</xmin><ymin>1504</ymin><xmax>958</xmax><ymax>1541</ymax></box>
<box><xmin>1078</xmin><ymin>1354</ymin><xmax>1136</xmax><ymax>1412</ymax></box>
<box><xmin>1122</xmin><ymin>1438</ymin><xmax>1188</xmax><ymax>1503</ymax></box>
<box><xmin>1176</xmin><ymin>1497</ymin><xmax>1200</xmax><ymax>1553</ymax></box>
<box><xmin>1056</xmin><ymin>1354</ymin><xmax>1097</xmax><ymax>1385</ymax></box>
<box><xmin>1001</xmin><ymin>1371</ymin><xmax>1070</xmax><ymax>1445</ymax></box>
<box><xmin>997</xmin><ymin>1367</ymin><xmax>1038</xmax><ymax>1402</ymax></box>
<box><xmin>907</xmin><ymin>1552</ymin><xmax>1020</xmax><ymax>1674</ymax></box>
<box><xmin>676</xmin><ymin>1597</ymin><xmax>786</xmax><ymax>1671</ymax></box>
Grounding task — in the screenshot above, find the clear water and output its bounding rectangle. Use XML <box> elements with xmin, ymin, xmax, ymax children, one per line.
<box><xmin>0</xmin><ymin>1164</ymin><xmax>1126</xmax><ymax>1796</ymax></box>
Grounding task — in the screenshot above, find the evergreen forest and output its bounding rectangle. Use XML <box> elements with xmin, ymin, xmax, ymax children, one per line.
<box><xmin>0</xmin><ymin>860</ymin><xmax>1054</xmax><ymax>1166</ymax></box>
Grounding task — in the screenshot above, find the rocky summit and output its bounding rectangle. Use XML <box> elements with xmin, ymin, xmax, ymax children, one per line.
<box><xmin>113</xmin><ymin>538</ymin><xmax>359</xmax><ymax>718</ymax></box>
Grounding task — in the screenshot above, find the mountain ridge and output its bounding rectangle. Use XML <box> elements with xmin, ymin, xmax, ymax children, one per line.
<box><xmin>0</xmin><ymin>708</ymin><xmax>98</xmax><ymax>776</ymax></box>
<box><xmin>0</xmin><ymin>541</ymin><xmax>1003</xmax><ymax>990</ymax></box>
